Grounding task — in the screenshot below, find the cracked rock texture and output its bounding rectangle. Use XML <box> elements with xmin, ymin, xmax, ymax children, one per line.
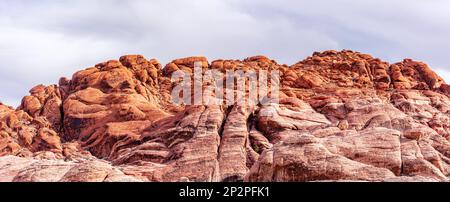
<box><xmin>1</xmin><ymin>50</ymin><xmax>450</xmax><ymax>182</ymax></box>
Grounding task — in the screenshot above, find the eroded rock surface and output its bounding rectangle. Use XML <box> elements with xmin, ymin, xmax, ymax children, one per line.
<box><xmin>1</xmin><ymin>50</ymin><xmax>450</xmax><ymax>182</ymax></box>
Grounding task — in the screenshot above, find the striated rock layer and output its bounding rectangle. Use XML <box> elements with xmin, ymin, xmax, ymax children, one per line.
<box><xmin>1</xmin><ymin>50</ymin><xmax>450</xmax><ymax>182</ymax></box>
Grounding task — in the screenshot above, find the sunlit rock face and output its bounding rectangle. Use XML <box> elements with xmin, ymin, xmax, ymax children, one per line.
<box><xmin>1</xmin><ymin>50</ymin><xmax>450</xmax><ymax>182</ymax></box>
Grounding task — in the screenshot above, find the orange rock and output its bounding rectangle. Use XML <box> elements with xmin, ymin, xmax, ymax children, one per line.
<box><xmin>1</xmin><ymin>50</ymin><xmax>450</xmax><ymax>182</ymax></box>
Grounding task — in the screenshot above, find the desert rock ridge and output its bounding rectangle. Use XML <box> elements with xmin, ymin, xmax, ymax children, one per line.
<box><xmin>1</xmin><ymin>50</ymin><xmax>450</xmax><ymax>182</ymax></box>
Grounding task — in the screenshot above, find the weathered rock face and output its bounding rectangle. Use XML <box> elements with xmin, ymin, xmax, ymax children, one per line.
<box><xmin>1</xmin><ymin>50</ymin><xmax>450</xmax><ymax>182</ymax></box>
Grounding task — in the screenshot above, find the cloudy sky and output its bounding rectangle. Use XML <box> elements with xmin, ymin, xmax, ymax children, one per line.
<box><xmin>1</xmin><ymin>0</ymin><xmax>449</xmax><ymax>107</ymax></box>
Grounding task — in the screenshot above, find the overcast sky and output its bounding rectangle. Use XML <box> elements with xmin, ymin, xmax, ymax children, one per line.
<box><xmin>1</xmin><ymin>0</ymin><xmax>449</xmax><ymax>107</ymax></box>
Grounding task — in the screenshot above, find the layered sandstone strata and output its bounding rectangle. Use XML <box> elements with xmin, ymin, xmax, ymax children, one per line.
<box><xmin>1</xmin><ymin>50</ymin><xmax>449</xmax><ymax>182</ymax></box>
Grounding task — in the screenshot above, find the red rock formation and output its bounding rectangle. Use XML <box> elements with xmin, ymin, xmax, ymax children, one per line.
<box><xmin>1</xmin><ymin>50</ymin><xmax>450</xmax><ymax>182</ymax></box>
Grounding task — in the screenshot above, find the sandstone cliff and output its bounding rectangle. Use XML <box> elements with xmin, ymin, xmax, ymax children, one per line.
<box><xmin>1</xmin><ymin>50</ymin><xmax>450</xmax><ymax>182</ymax></box>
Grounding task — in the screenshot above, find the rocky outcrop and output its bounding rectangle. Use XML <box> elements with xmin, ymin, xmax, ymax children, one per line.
<box><xmin>1</xmin><ymin>50</ymin><xmax>449</xmax><ymax>182</ymax></box>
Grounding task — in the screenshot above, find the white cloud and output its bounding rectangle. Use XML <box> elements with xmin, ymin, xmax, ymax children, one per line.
<box><xmin>0</xmin><ymin>0</ymin><xmax>449</xmax><ymax>107</ymax></box>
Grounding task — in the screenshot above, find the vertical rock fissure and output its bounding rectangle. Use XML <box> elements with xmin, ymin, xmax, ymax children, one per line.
<box><xmin>217</xmin><ymin>105</ymin><xmax>233</xmax><ymax>163</ymax></box>
<box><xmin>59</xmin><ymin>98</ymin><xmax>65</xmax><ymax>140</ymax></box>
<box><xmin>218</xmin><ymin>105</ymin><xmax>233</xmax><ymax>138</ymax></box>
